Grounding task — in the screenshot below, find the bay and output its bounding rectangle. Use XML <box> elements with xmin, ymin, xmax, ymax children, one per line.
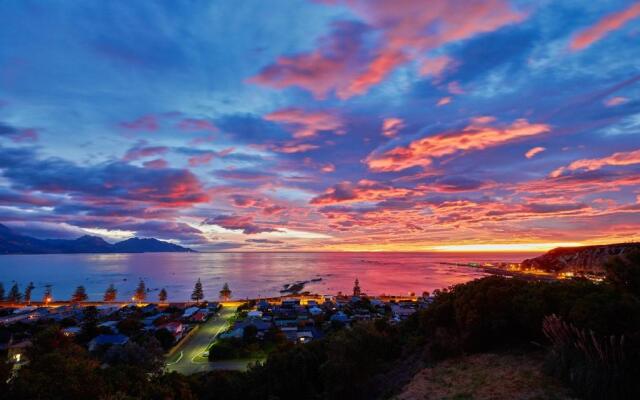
<box><xmin>0</xmin><ymin>252</ymin><xmax>537</xmax><ymax>301</ymax></box>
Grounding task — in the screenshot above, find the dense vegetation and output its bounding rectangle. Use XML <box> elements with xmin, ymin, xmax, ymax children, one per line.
<box><xmin>2</xmin><ymin>252</ymin><xmax>640</xmax><ymax>399</ymax></box>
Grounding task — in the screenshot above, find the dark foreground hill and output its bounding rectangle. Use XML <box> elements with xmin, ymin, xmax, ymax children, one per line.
<box><xmin>522</xmin><ymin>242</ymin><xmax>640</xmax><ymax>273</ymax></box>
<box><xmin>0</xmin><ymin>223</ymin><xmax>194</xmax><ymax>254</ymax></box>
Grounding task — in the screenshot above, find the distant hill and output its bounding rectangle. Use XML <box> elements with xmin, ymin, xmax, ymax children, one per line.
<box><xmin>0</xmin><ymin>223</ymin><xmax>194</xmax><ymax>254</ymax></box>
<box><xmin>521</xmin><ymin>243</ymin><xmax>640</xmax><ymax>273</ymax></box>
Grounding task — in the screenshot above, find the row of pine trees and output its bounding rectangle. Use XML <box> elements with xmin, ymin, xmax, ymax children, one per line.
<box><xmin>0</xmin><ymin>279</ymin><xmax>233</xmax><ymax>303</ymax></box>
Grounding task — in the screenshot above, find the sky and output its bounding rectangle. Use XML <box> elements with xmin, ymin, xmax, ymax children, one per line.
<box><xmin>0</xmin><ymin>0</ymin><xmax>639</xmax><ymax>252</ymax></box>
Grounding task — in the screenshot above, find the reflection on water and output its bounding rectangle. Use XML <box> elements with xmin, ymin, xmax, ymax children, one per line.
<box><xmin>0</xmin><ymin>252</ymin><xmax>538</xmax><ymax>301</ymax></box>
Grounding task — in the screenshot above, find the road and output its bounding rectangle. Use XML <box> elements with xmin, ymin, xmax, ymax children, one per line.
<box><xmin>166</xmin><ymin>305</ymin><xmax>238</xmax><ymax>375</ymax></box>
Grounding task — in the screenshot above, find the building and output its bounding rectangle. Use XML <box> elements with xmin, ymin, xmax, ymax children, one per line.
<box><xmin>88</xmin><ymin>334</ymin><xmax>129</xmax><ymax>351</ymax></box>
<box><xmin>160</xmin><ymin>322</ymin><xmax>185</xmax><ymax>338</ymax></box>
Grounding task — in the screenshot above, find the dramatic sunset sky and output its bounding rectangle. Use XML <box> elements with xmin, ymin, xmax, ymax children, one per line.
<box><xmin>1</xmin><ymin>1</ymin><xmax>639</xmax><ymax>252</ymax></box>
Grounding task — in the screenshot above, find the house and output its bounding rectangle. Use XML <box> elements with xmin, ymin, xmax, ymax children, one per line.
<box><xmin>330</xmin><ymin>311</ymin><xmax>350</xmax><ymax>324</ymax></box>
<box><xmin>257</xmin><ymin>300</ymin><xmax>270</xmax><ymax>312</ymax></box>
<box><xmin>141</xmin><ymin>304</ymin><xmax>158</xmax><ymax>313</ymax></box>
<box><xmin>98</xmin><ymin>320</ymin><xmax>120</xmax><ymax>333</ymax></box>
<box><xmin>88</xmin><ymin>334</ymin><xmax>129</xmax><ymax>351</ymax></box>
<box><xmin>62</xmin><ymin>326</ymin><xmax>82</xmax><ymax>336</ymax></box>
<box><xmin>1</xmin><ymin>339</ymin><xmax>32</xmax><ymax>365</ymax></box>
<box><xmin>182</xmin><ymin>306</ymin><xmax>200</xmax><ymax>319</ymax></box>
<box><xmin>142</xmin><ymin>315</ymin><xmax>162</xmax><ymax>327</ymax></box>
<box><xmin>275</xmin><ymin>318</ymin><xmax>298</xmax><ymax>328</ymax></box>
<box><xmin>234</xmin><ymin>318</ymin><xmax>272</xmax><ymax>332</ymax></box>
<box><xmin>390</xmin><ymin>304</ymin><xmax>416</xmax><ymax>319</ymax></box>
<box><xmin>296</xmin><ymin>331</ymin><xmax>314</xmax><ymax>343</ymax></box>
<box><xmin>160</xmin><ymin>322</ymin><xmax>184</xmax><ymax>338</ymax></box>
<box><xmin>247</xmin><ymin>310</ymin><xmax>263</xmax><ymax>318</ymax></box>
<box><xmin>191</xmin><ymin>310</ymin><xmax>208</xmax><ymax>322</ymax></box>
<box><xmin>281</xmin><ymin>299</ymin><xmax>300</xmax><ymax>308</ymax></box>
<box><xmin>281</xmin><ymin>327</ymin><xmax>298</xmax><ymax>342</ymax></box>
<box><xmin>308</xmin><ymin>306</ymin><xmax>323</xmax><ymax>316</ymax></box>
<box><xmin>96</xmin><ymin>305</ymin><xmax>121</xmax><ymax>317</ymax></box>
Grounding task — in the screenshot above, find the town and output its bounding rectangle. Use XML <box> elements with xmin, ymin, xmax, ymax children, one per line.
<box><xmin>0</xmin><ymin>278</ymin><xmax>430</xmax><ymax>377</ymax></box>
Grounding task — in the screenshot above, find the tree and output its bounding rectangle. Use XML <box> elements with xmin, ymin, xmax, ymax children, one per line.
<box><xmin>134</xmin><ymin>279</ymin><xmax>146</xmax><ymax>302</ymax></box>
<box><xmin>104</xmin><ymin>284</ymin><xmax>117</xmax><ymax>302</ymax></box>
<box><xmin>191</xmin><ymin>279</ymin><xmax>204</xmax><ymax>303</ymax></box>
<box><xmin>72</xmin><ymin>286</ymin><xmax>88</xmax><ymax>303</ymax></box>
<box><xmin>0</xmin><ymin>282</ymin><xmax>5</xmax><ymax>301</ymax></box>
<box><xmin>42</xmin><ymin>284</ymin><xmax>52</xmax><ymax>304</ymax></box>
<box><xmin>24</xmin><ymin>282</ymin><xmax>35</xmax><ymax>304</ymax></box>
<box><xmin>606</xmin><ymin>250</ymin><xmax>640</xmax><ymax>297</ymax></box>
<box><xmin>219</xmin><ymin>283</ymin><xmax>232</xmax><ymax>301</ymax></box>
<box><xmin>158</xmin><ymin>288</ymin><xmax>168</xmax><ymax>303</ymax></box>
<box><xmin>154</xmin><ymin>328</ymin><xmax>175</xmax><ymax>350</ymax></box>
<box><xmin>8</xmin><ymin>283</ymin><xmax>22</xmax><ymax>303</ymax></box>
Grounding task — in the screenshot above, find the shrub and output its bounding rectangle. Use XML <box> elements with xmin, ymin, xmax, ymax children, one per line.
<box><xmin>543</xmin><ymin>314</ymin><xmax>640</xmax><ymax>399</ymax></box>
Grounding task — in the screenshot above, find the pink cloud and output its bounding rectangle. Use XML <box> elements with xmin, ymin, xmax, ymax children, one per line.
<box><xmin>338</xmin><ymin>50</ymin><xmax>406</xmax><ymax>99</ymax></box>
<box><xmin>190</xmin><ymin>135</ymin><xmax>216</xmax><ymax>146</ymax></box>
<box><xmin>202</xmin><ymin>214</ymin><xmax>280</xmax><ymax>234</ymax></box>
<box><xmin>270</xmin><ymin>142</ymin><xmax>320</xmax><ymax>154</ymax></box>
<box><xmin>249</xmin><ymin>21</ymin><xmax>368</xmax><ymax>99</ymax></box>
<box><xmin>604</xmin><ymin>96</ymin><xmax>629</xmax><ymax>107</ymax></box>
<box><xmin>123</xmin><ymin>145</ymin><xmax>168</xmax><ymax>161</ymax></box>
<box><xmin>437</xmin><ymin>96</ymin><xmax>452</xmax><ymax>106</ymax></box>
<box><xmin>447</xmin><ymin>81</ymin><xmax>465</xmax><ymax>95</ymax></box>
<box><xmin>178</xmin><ymin>118</ymin><xmax>217</xmax><ymax>132</ymax></box>
<box><xmin>551</xmin><ymin>148</ymin><xmax>640</xmax><ymax>177</ymax></box>
<box><xmin>251</xmin><ymin>0</ymin><xmax>526</xmax><ymax>99</ymax></box>
<box><xmin>366</xmin><ymin>118</ymin><xmax>551</xmax><ymax>172</ymax></box>
<box><xmin>321</xmin><ymin>163</ymin><xmax>336</xmax><ymax>173</ymax></box>
<box><xmin>525</xmin><ymin>146</ymin><xmax>546</xmax><ymax>159</ymax></box>
<box><xmin>188</xmin><ymin>153</ymin><xmax>215</xmax><ymax>167</ymax></box>
<box><xmin>382</xmin><ymin>117</ymin><xmax>404</xmax><ymax>138</ymax></box>
<box><xmin>120</xmin><ymin>115</ymin><xmax>159</xmax><ymax>131</ymax></box>
<box><xmin>265</xmin><ymin>108</ymin><xmax>343</xmax><ymax>138</ymax></box>
<box><xmin>420</xmin><ymin>55</ymin><xmax>455</xmax><ymax>78</ymax></box>
<box><xmin>570</xmin><ymin>3</ymin><xmax>640</xmax><ymax>51</ymax></box>
<box><xmin>10</xmin><ymin>129</ymin><xmax>38</xmax><ymax>143</ymax></box>
<box><xmin>143</xmin><ymin>159</ymin><xmax>169</xmax><ymax>169</ymax></box>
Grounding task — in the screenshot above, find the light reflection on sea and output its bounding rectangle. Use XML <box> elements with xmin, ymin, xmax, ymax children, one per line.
<box><xmin>0</xmin><ymin>252</ymin><xmax>539</xmax><ymax>301</ymax></box>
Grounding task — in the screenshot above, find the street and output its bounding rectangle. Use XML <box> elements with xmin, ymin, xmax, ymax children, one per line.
<box><xmin>166</xmin><ymin>305</ymin><xmax>237</xmax><ymax>375</ymax></box>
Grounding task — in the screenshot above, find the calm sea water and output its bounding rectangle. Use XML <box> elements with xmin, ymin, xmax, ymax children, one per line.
<box><xmin>0</xmin><ymin>252</ymin><xmax>538</xmax><ymax>302</ymax></box>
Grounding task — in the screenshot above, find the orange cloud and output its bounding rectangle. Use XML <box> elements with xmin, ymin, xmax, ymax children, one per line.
<box><xmin>525</xmin><ymin>146</ymin><xmax>546</xmax><ymax>159</ymax></box>
<box><xmin>366</xmin><ymin>118</ymin><xmax>551</xmax><ymax>172</ymax></box>
<box><xmin>321</xmin><ymin>163</ymin><xmax>336</xmax><ymax>173</ymax></box>
<box><xmin>310</xmin><ymin>179</ymin><xmax>413</xmax><ymax>205</ymax></box>
<box><xmin>338</xmin><ymin>50</ymin><xmax>406</xmax><ymax>99</ymax></box>
<box><xmin>570</xmin><ymin>3</ymin><xmax>640</xmax><ymax>51</ymax></box>
<box><xmin>382</xmin><ymin>117</ymin><xmax>404</xmax><ymax>138</ymax></box>
<box><xmin>271</xmin><ymin>143</ymin><xmax>320</xmax><ymax>154</ymax></box>
<box><xmin>265</xmin><ymin>108</ymin><xmax>343</xmax><ymax>138</ymax></box>
<box><xmin>437</xmin><ymin>96</ymin><xmax>452</xmax><ymax>106</ymax></box>
<box><xmin>604</xmin><ymin>96</ymin><xmax>629</xmax><ymax>107</ymax></box>
<box><xmin>551</xmin><ymin>148</ymin><xmax>640</xmax><ymax>177</ymax></box>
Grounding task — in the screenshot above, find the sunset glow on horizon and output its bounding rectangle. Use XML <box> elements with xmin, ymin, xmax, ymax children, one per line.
<box><xmin>1</xmin><ymin>1</ymin><xmax>640</xmax><ymax>252</ymax></box>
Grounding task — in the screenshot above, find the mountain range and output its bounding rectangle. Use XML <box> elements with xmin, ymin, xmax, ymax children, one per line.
<box><xmin>0</xmin><ymin>223</ymin><xmax>194</xmax><ymax>254</ymax></box>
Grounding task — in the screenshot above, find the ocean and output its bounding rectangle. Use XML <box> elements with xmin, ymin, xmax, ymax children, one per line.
<box><xmin>0</xmin><ymin>252</ymin><xmax>538</xmax><ymax>302</ymax></box>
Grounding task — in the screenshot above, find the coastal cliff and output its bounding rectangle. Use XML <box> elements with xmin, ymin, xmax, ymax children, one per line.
<box><xmin>522</xmin><ymin>243</ymin><xmax>640</xmax><ymax>273</ymax></box>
